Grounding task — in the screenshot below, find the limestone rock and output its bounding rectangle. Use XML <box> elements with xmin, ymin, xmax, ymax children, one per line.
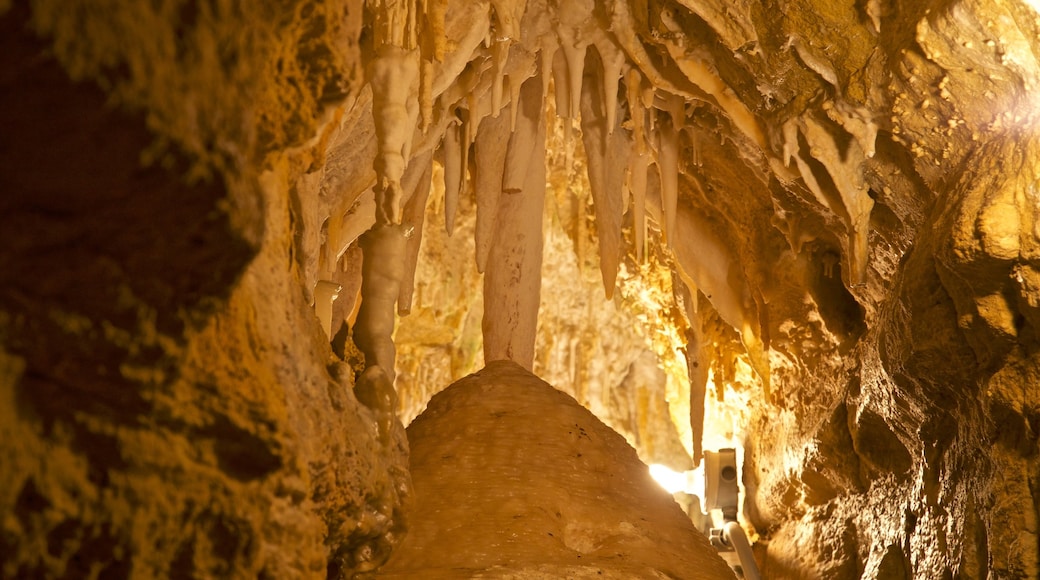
<box><xmin>372</xmin><ymin>361</ymin><xmax>735</xmax><ymax>579</ymax></box>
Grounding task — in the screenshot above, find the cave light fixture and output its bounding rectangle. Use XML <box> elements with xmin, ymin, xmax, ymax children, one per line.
<box><xmin>650</xmin><ymin>449</ymin><xmax>761</xmax><ymax>580</ymax></box>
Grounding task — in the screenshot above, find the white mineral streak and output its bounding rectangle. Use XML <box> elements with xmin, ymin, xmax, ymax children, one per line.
<box><xmin>374</xmin><ymin>361</ymin><xmax>737</xmax><ymax>578</ymax></box>
<box><xmin>580</xmin><ymin>52</ymin><xmax>630</xmax><ymax>299</ymax></box>
<box><xmin>482</xmin><ymin>75</ymin><xmax>546</xmax><ymax>370</ymax></box>
<box><xmin>441</xmin><ymin>116</ymin><xmax>463</xmax><ymax>235</ymax></box>
<box><xmin>397</xmin><ymin>151</ymin><xmax>434</xmax><ymax>315</ymax></box>
<box><xmin>368</xmin><ymin>45</ymin><xmax>421</xmax><ymax>225</ymax></box>
<box><xmin>355</xmin><ymin>224</ymin><xmax>408</xmax><ymax>383</ymax></box>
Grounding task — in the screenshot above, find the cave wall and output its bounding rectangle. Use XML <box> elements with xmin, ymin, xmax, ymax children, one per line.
<box><xmin>1</xmin><ymin>1</ymin><xmax>409</xmax><ymax>577</ymax></box>
<box><xmin>2</xmin><ymin>0</ymin><xmax>1040</xmax><ymax>578</ymax></box>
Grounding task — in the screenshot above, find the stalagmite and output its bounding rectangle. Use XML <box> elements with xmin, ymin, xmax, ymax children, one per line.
<box><xmin>397</xmin><ymin>152</ymin><xmax>434</xmax><ymax>315</ymax></box>
<box><xmin>483</xmin><ymin>74</ymin><xmax>546</xmax><ymax>369</ymax></box>
<box><xmin>580</xmin><ymin>49</ymin><xmax>630</xmax><ymax>299</ymax></box>
<box><xmin>441</xmin><ymin>116</ymin><xmax>463</xmax><ymax>235</ymax></box>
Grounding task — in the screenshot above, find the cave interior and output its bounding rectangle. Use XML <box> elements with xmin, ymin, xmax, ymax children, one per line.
<box><xmin>1</xmin><ymin>0</ymin><xmax>1040</xmax><ymax>578</ymax></box>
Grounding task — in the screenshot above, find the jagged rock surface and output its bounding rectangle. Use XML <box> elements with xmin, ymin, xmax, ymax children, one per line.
<box><xmin>2</xmin><ymin>0</ymin><xmax>1040</xmax><ymax>578</ymax></box>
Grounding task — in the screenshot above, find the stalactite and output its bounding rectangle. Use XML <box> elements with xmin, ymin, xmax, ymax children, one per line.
<box><xmin>555</xmin><ymin>0</ymin><xmax>592</xmax><ymax>128</ymax></box>
<box><xmin>508</xmin><ymin>72</ymin><xmax>524</xmax><ymax>132</ymax></box>
<box><xmin>314</xmin><ymin>280</ymin><xmax>342</xmax><ymax>339</ymax></box>
<box><xmin>503</xmin><ymin>109</ymin><xmax>538</xmax><ymax>193</ymax></box>
<box><xmin>658</xmin><ymin>113</ymin><xmax>680</xmax><ymax>247</ymax></box>
<box><xmin>505</xmin><ymin>46</ymin><xmax>537</xmax><ymax>132</ymax></box>
<box><xmin>626</xmin><ymin>68</ymin><xmax>649</xmax><ymax>263</ymax></box>
<box><xmin>800</xmin><ymin>114</ymin><xmax>875</xmax><ymax>284</ymax></box>
<box><xmin>368</xmin><ymin>45</ymin><xmax>421</xmax><ymax>225</ymax></box>
<box><xmin>580</xmin><ymin>48</ymin><xmax>630</xmax><ymax>299</ymax></box>
<box><xmin>561</xmin><ymin>39</ymin><xmax>588</xmax><ymax>130</ymax></box>
<box><xmin>442</xmin><ymin>114</ymin><xmax>463</xmax><ymax>235</ymax></box>
<box><xmin>355</xmin><ymin>224</ymin><xmax>408</xmax><ymax>382</ymax></box>
<box><xmin>540</xmin><ymin>42</ymin><xmax>557</xmax><ymax>103</ymax></box>
<box><xmin>483</xmin><ymin>73</ymin><xmax>546</xmax><ymax>369</ymax></box>
<box><xmin>628</xmin><ymin>154</ymin><xmax>650</xmax><ymax>263</ymax></box>
<box><xmin>684</xmin><ymin>306</ymin><xmax>708</xmax><ymax>465</ymax></box>
<box><xmin>473</xmin><ymin>98</ymin><xmax>510</xmax><ymax>273</ymax></box>
<box><xmin>398</xmin><ymin>151</ymin><xmax>434</xmax><ymax>315</ymax></box>
<box><xmin>593</xmin><ymin>36</ymin><xmax>626</xmax><ymax>136</ymax></box>
<box><xmin>490</xmin><ymin>39</ymin><xmax>510</xmax><ymax>115</ymax></box>
<box><xmin>419</xmin><ymin>57</ymin><xmax>434</xmax><ymax>133</ymax></box>
<box><xmin>551</xmin><ymin>47</ymin><xmax>570</xmax><ymax>119</ymax></box>
<box><xmin>366</xmin><ymin>0</ymin><xmax>422</xmax><ymax>225</ymax></box>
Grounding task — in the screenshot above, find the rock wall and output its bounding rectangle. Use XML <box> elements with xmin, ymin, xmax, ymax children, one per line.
<box><xmin>1</xmin><ymin>1</ymin><xmax>408</xmax><ymax>577</ymax></box>
<box><xmin>3</xmin><ymin>0</ymin><xmax>1040</xmax><ymax>578</ymax></box>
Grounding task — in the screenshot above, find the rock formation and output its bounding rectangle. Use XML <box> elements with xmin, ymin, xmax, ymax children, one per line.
<box><xmin>2</xmin><ymin>0</ymin><xmax>1039</xmax><ymax>578</ymax></box>
<box><xmin>371</xmin><ymin>360</ymin><xmax>736</xmax><ymax>579</ymax></box>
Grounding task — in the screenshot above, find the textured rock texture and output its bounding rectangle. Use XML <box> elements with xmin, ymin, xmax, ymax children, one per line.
<box><xmin>3</xmin><ymin>0</ymin><xmax>1040</xmax><ymax>578</ymax></box>
<box><xmin>372</xmin><ymin>360</ymin><xmax>735</xmax><ymax>579</ymax></box>
<box><xmin>0</xmin><ymin>1</ymin><xmax>408</xmax><ymax>578</ymax></box>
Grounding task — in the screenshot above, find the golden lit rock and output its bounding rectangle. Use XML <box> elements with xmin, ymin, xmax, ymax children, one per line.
<box><xmin>3</xmin><ymin>0</ymin><xmax>1040</xmax><ymax>577</ymax></box>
